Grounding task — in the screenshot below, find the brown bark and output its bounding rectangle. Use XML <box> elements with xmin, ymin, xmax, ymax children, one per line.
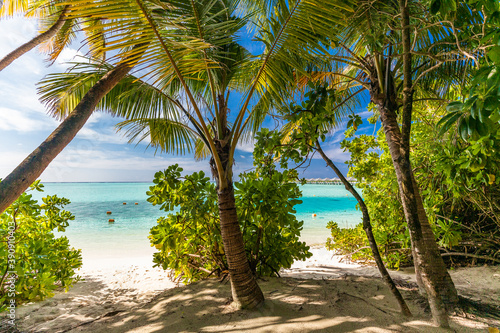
<box><xmin>218</xmin><ymin>184</ymin><xmax>264</xmax><ymax>309</ymax></box>
<box><xmin>0</xmin><ymin>44</ymin><xmax>147</xmax><ymax>214</ymax></box>
<box><xmin>396</xmin><ymin>0</ymin><xmax>457</xmax><ymax>327</ymax></box>
<box><xmin>315</xmin><ymin>141</ymin><xmax>411</xmax><ymax>317</ymax></box>
<box><xmin>211</xmin><ymin>95</ymin><xmax>264</xmax><ymax>309</ymax></box>
<box><xmin>0</xmin><ymin>6</ymin><xmax>69</xmax><ymax>72</ymax></box>
<box><xmin>412</xmin><ymin>175</ymin><xmax>458</xmax><ymax>305</ymax></box>
<box><xmin>377</xmin><ymin>102</ymin><xmax>451</xmax><ymax>327</ymax></box>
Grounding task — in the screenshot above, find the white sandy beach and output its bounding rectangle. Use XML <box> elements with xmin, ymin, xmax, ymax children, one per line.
<box><xmin>11</xmin><ymin>246</ymin><xmax>500</xmax><ymax>332</ymax></box>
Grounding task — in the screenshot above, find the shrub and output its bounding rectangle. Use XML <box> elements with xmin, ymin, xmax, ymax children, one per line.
<box><xmin>148</xmin><ymin>164</ymin><xmax>311</xmax><ymax>283</ymax></box>
<box><xmin>0</xmin><ymin>181</ymin><xmax>82</xmax><ymax>311</ymax></box>
<box><xmin>331</xmin><ymin>104</ymin><xmax>500</xmax><ymax>268</ymax></box>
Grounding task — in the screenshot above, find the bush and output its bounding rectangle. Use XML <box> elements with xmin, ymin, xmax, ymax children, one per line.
<box><xmin>0</xmin><ymin>181</ymin><xmax>82</xmax><ymax>311</ymax></box>
<box><xmin>148</xmin><ymin>164</ymin><xmax>311</xmax><ymax>283</ymax></box>
<box><xmin>331</xmin><ymin>104</ymin><xmax>500</xmax><ymax>268</ymax></box>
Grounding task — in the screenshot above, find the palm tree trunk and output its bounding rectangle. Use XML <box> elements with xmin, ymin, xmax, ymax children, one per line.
<box><xmin>377</xmin><ymin>104</ymin><xmax>451</xmax><ymax>327</ymax></box>
<box><xmin>210</xmin><ymin>121</ymin><xmax>264</xmax><ymax>308</ymax></box>
<box><xmin>315</xmin><ymin>140</ymin><xmax>411</xmax><ymax>317</ymax></box>
<box><xmin>412</xmin><ymin>175</ymin><xmax>458</xmax><ymax>306</ymax></box>
<box><xmin>217</xmin><ymin>182</ymin><xmax>264</xmax><ymax>309</ymax></box>
<box><xmin>0</xmin><ymin>6</ymin><xmax>69</xmax><ymax>72</ymax></box>
<box><xmin>0</xmin><ymin>46</ymin><xmax>146</xmax><ymax>214</ymax></box>
<box><xmin>397</xmin><ymin>0</ymin><xmax>458</xmax><ymax>324</ymax></box>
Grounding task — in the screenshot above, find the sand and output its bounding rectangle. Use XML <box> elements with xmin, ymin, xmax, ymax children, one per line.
<box><xmin>7</xmin><ymin>247</ymin><xmax>500</xmax><ymax>333</ymax></box>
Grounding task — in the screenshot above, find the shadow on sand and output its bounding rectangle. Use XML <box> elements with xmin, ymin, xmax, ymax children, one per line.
<box><xmin>41</xmin><ymin>276</ymin><xmax>492</xmax><ymax>333</ymax></box>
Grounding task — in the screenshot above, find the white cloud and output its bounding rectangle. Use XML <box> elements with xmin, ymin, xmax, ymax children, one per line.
<box><xmin>0</xmin><ymin>16</ymin><xmax>85</xmax><ymax>135</ymax></box>
<box><xmin>0</xmin><ymin>17</ymin><xmax>38</xmax><ymax>55</ymax></box>
<box><xmin>0</xmin><ymin>145</ymin><xmax>211</xmax><ymax>182</ymax></box>
<box><xmin>49</xmin><ymin>148</ymin><xmax>199</xmax><ymax>171</ymax></box>
<box><xmin>328</xmin><ymin>129</ymin><xmax>347</xmax><ymax>143</ymax></box>
<box><xmin>358</xmin><ymin>110</ymin><xmax>373</xmax><ymax>119</ymax></box>
<box><xmin>44</xmin><ymin>148</ymin><xmax>210</xmax><ymax>182</ymax></box>
<box><xmin>0</xmin><ymin>150</ymin><xmax>32</xmax><ymax>177</ymax></box>
<box><xmin>76</xmin><ymin>127</ymin><xmax>130</xmax><ymax>145</ymax></box>
<box><xmin>236</xmin><ymin>137</ymin><xmax>256</xmax><ymax>153</ymax></box>
<box><xmin>55</xmin><ymin>47</ymin><xmax>85</xmax><ymax>66</ymax></box>
<box><xmin>0</xmin><ymin>107</ymin><xmax>56</xmax><ymax>132</ymax></box>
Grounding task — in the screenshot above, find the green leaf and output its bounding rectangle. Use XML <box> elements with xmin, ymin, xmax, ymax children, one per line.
<box><xmin>459</xmin><ymin>117</ymin><xmax>469</xmax><ymax>141</ymax></box>
<box><xmin>488</xmin><ymin>46</ymin><xmax>500</xmax><ymax>64</ymax></box>
<box><xmin>446</xmin><ymin>101</ymin><xmax>463</xmax><ymax>113</ymax></box>
<box><xmin>437</xmin><ymin>112</ymin><xmax>461</xmax><ymax>136</ymax></box>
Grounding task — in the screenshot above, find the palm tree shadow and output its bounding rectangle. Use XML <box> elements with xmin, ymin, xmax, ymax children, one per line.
<box><xmin>58</xmin><ymin>276</ymin><xmax>487</xmax><ymax>333</ymax></box>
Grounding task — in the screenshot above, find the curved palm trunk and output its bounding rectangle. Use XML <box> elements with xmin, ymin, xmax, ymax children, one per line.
<box><xmin>0</xmin><ymin>6</ymin><xmax>69</xmax><ymax>72</ymax></box>
<box><xmin>210</xmin><ymin>95</ymin><xmax>263</xmax><ymax>308</ymax></box>
<box><xmin>315</xmin><ymin>141</ymin><xmax>411</xmax><ymax>317</ymax></box>
<box><xmin>412</xmin><ymin>174</ymin><xmax>458</xmax><ymax>305</ymax></box>
<box><xmin>377</xmin><ymin>103</ymin><xmax>453</xmax><ymax>327</ymax></box>
<box><xmin>217</xmin><ymin>182</ymin><xmax>265</xmax><ymax>309</ymax></box>
<box><xmin>0</xmin><ymin>46</ymin><xmax>145</xmax><ymax>214</ymax></box>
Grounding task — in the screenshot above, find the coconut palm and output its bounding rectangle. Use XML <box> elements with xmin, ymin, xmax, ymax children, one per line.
<box><xmin>0</xmin><ymin>0</ymin><xmax>213</xmax><ymax>211</ymax></box>
<box><xmin>0</xmin><ymin>1</ymin><xmax>66</xmax><ymax>71</ymax></box>
<box><xmin>0</xmin><ymin>44</ymin><xmax>149</xmax><ymax>213</ymax></box>
<box><xmin>263</xmin><ymin>0</ymin><xmax>479</xmax><ymax>326</ymax></box>
<box><xmin>0</xmin><ymin>0</ymin><xmax>108</xmax><ymax>72</ymax></box>
<box><xmin>2</xmin><ymin>0</ymin><xmax>354</xmax><ymax>308</ymax></box>
<box><xmin>295</xmin><ymin>0</ymin><xmax>480</xmax><ymax>326</ymax></box>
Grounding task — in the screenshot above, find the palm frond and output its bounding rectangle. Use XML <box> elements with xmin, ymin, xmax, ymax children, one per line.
<box><xmin>116</xmin><ymin>118</ymin><xmax>197</xmax><ymax>155</ymax></box>
<box><xmin>231</xmin><ymin>0</ymin><xmax>355</xmax><ymax>157</ymax></box>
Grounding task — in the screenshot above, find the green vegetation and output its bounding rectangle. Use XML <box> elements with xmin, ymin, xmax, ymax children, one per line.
<box><xmin>327</xmin><ymin>104</ymin><xmax>500</xmax><ymax>268</ymax></box>
<box><xmin>0</xmin><ymin>181</ymin><xmax>82</xmax><ymax>311</ymax></box>
<box><xmin>148</xmin><ymin>164</ymin><xmax>311</xmax><ymax>283</ymax></box>
<box><xmin>0</xmin><ymin>0</ymin><xmax>499</xmax><ymax>326</ymax></box>
<box><xmin>435</xmin><ymin>0</ymin><xmax>500</xmax><ymax>140</ymax></box>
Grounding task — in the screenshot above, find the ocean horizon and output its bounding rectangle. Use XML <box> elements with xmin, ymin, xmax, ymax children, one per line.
<box><xmin>31</xmin><ymin>182</ymin><xmax>362</xmax><ymax>263</ymax></box>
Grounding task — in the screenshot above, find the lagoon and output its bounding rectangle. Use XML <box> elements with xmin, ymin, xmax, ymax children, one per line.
<box><xmin>32</xmin><ymin>182</ymin><xmax>362</xmax><ymax>262</ymax></box>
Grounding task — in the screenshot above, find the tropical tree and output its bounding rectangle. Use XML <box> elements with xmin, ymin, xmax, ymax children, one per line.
<box><xmin>288</xmin><ymin>0</ymin><xmax>481</xmax><ymax>326</ymax></box>
<box><xmin>0</xmin><ymin>0</ymin><xmax>106</xmax><ymax>72</ymax></box>
<box><xmin>0</xmin><ymin>43</ymin><xmax>147</xmax><ymax>213</ymax></box>
<box><xmin>1</xmin><ymin>0</ymin><xmax>355</xmax><ymax>308</ymax></box>
<box><xmin>435</xmin><ymin>0</ymin><xmax>500</xmax><ymax>140</ymax></box>
<box><xmin>0</xmin><ymin>1</ymin><xmax>66</xmax><ymax>71</ymax></box>
<box><xmin>253</xmin><ymin>84</ymin><xmax>411</xmax><ymax>316</ymax></box>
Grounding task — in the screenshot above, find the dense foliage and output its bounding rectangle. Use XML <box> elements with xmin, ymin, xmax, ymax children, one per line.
<box><xmin>0</xmin><ymin>181</ymin><xmax>82</xmax><ymax>311</ymax></box>
<box><xmin>327</xmin><ymin>104</ymin><xmax>500</xmax><ymax>268</ymax></box>
<box><xmin>436</xmin><ymin>0</ymin><xmax>500</xmax><ymax>140</ymax></box>
<box><xmin>148</xmin><ymin>164</ymin><xmax>311</xmax><ymax>283</ymax></box>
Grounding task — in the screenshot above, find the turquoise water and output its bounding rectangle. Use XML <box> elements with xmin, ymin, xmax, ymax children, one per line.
<box><xmin>32</xmin><ymin>183</ymin><xmax>362</xmax><ymax>259</ymax></box>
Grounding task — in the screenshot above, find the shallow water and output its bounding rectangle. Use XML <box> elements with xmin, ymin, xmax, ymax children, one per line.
<box><xmin>31</xmin><ymin>183</ymin><xmax>362</xmax><ymax>259</ymax></box>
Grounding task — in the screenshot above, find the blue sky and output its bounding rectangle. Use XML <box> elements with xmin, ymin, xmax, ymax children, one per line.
<box><xmin>0</xmin><ymin>15</ymin><xmax>375</xmax><ymax>183</ymax></box>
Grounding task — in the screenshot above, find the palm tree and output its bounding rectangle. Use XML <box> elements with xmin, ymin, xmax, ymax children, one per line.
<box><xmin>1</xmin><ymin>0</ymin><xmax>354</xmax><ymax>308</ymax></box>
<box><xmin>0</xmin><ymin>43</ymin><xmax>148</xmax><ymax>213</ymax></box>
<box><xmin>288</xmin><ymin>0</ymin><xmax>479</xmax><ymax>326</ymax></box>
<box><xmin>0</xmin><ymin>1</ymin><xmax>67</xmax><ymax>71</ymax></box>
<box><xmin>0</xmin><ymin>0</ymin><xmax>106</xmax><ymax>72</ymax></box>
<box><xmin>268</xmin><ymin>84</ymin><xmax>412</xmax><ymax>316</ymax></box>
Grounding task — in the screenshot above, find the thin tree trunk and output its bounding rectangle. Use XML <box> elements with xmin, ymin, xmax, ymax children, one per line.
<box><xmin>0</xmin><ymin>6</ymin><xmax>69</xmax><ymax>72</ymax></box>
<box><xmin>315</xmin><ymin>140</ymin><xmax>412</xmax><ymax>317</ymax></box>
<box><xmin>396</xmin><ymin>0</ymin><xmax>423</xmax><ymax>301</ymax></box>
<box><xmin>397</xmin><ymin>0</ymin><xmax>457</xmax><ymax>326</ymax></box>
<box><xmin>377</xmin><ymin>103</ymin><xmax>450</xmax><ymax>327</ymax></box>
<box><xmin>0</xmin><ymin>45</ymin><xmax>146</xmax><ymax>214</ymax></box>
